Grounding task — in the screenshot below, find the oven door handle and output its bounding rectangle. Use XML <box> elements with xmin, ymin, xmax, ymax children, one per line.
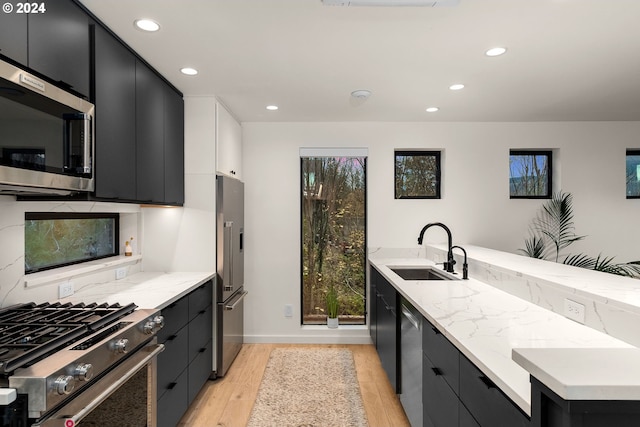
<box><xmin>32</xmin><ymin>343</ymin><xmax>164</xmax><ymax>427</ymax></box>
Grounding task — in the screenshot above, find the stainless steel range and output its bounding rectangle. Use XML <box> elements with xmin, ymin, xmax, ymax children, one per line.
<box><xmin>0</xmin><ymin>301</ymin><xmax>164</xmax><ymax>427</ymax></box>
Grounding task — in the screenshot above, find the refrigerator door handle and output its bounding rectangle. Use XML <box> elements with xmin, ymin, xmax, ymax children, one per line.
<box><xmin>224</xmin><ymin>291</ymin><xmax>248</xmax><ymax>310</ymax></box>
<box><xmin>224</xmin><ymin>221</ymin><xmax>234</xmax><ymax>292</ymax></box>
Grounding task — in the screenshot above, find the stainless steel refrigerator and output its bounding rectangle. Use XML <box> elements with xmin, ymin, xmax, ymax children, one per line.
<box><xmin>215</xmin><ymin>174</ymin><xmax>247</xmax><ymax>377</ymax></box>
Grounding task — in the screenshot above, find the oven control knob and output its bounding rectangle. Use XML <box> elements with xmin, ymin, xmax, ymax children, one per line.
<box><xmin>143</xmin><ymin>315</ymin><xmax>165</xmax><ymax>334</ymax></box>
<box><xmin>112</xmin><ymin>338</ymin><xmax>129</xmax><ymax>354</ymax></box>
<box><xmin>54</xmin><ymin>375</ymin><xmax>75</xmax><ymax>395</ymax></box>
<box><xmin>74</xmin><ymin>363</ymin><xmax>94</xmax><ymax>381</ymax></box>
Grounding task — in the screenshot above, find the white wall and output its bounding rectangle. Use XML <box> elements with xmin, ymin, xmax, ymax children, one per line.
<box><xmin>242</xmin><ymin>121</ymin><xmax>640</xmax><ymax>342</ymax></box>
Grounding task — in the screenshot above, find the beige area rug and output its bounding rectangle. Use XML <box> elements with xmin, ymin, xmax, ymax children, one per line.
<box><xmin>247</xmin><ymin>348</ymin><xmax>369</xmax><ymax>427</ymax></box>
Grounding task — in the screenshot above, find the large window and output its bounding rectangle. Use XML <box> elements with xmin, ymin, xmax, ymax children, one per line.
<box><xmin>395</xmin><ymin>150</ymin><xmax>441</xmax><ymax>199</ymax></box>
<box><xmin>301</xmin><ymin>155</ymin><xmax>366</xmax><ymax>325</ymax></box>
<box><xmin>626</xmin><ymin>150</ymin><xmax>640</xmax><ymax>199</ymax></box>
<box><xmin>25</xmin><ymin>213</ymin><xmax>119</xmax><ymax>273</ymax></box>
<box><xmin>509</xmin><ymin>150</ymin><xmax>552</xmax><ymax>198</ymax></box>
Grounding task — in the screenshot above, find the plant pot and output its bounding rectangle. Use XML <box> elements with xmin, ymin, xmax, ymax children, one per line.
<box><xmin>327</xmin><ymin>317</ymin><xmax>339</xmax><ymax>329</ymax></box>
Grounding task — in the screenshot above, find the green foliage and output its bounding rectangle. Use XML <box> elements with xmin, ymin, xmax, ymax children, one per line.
<box><xmin>301</xmin><ymin>157</ymin><xmax>366</xmax><ymax>324</ymax></box>
<box><xmin>326</xmin><ymin>286</ymin><xmax>339</xmax><ymax>318</ymax></box>
<box><xmin>520</xmin><ymin>192</ymin><xmax>639</xmax><ymax>279</ymax></box>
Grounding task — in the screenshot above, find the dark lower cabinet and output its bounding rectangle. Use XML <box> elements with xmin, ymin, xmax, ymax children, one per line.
<box><xmin>530</xmin><ymin>378</ymin><xmax>640</xmax><ymax>427</ymax></box>
<box><xmin>157</xmin><ymin>281</ymin><xmax>213</xmax><ymax>427</ymax></box>
<box><xmin>459</xmin><ymin>355</ymin><xmax>529</xmax><ymax>427</ymax></box>
<box><xmin>423</xmin><ymin>353</ymin><xmax>459</xmax><ymax>427</ymax></box>
<box><xmin>459</xmin><ymin>403</ymin><xmax>481</xmax><ymax>427</ymax></box>
<box><xmin>375</xmin><ymin>276</ymin><xmax>398</xmax><ymax>392</ymax></box>
<box><xmin>370</xmin><ymin>268</ymin><xmax>379</xmax><ymax>347</ymax></box>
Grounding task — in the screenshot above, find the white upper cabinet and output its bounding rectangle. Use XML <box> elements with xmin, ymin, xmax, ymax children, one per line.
<box><xmin>216</xmin><ymin>102</ymin><xmax>242</xmax><ymax>180</ymax></box>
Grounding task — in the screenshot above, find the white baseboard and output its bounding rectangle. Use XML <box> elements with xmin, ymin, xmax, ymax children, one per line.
<box><xmin>244</xmin><ymin>334</ymin><xmax>373</xmax><ymax>345</ymax></box>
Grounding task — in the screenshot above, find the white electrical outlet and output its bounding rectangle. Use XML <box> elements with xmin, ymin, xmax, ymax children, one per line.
<box><xmin>115</xmin><ymin>267</ymin><xmax>127</xmax><ymax>280</ymax></box>
<box><xmin>284</xmin><ymin>304</ymin><xmax>293</xmax><ymax>318</ymax></box>
<box><xmin>564</xmin><ymin>298</ymin><xmax>585</xmax><ymax>324</ymax></box>
<box><xmin>58</xmin><ymin>281</ymin><xmax>74</xmax><ymax>298</ymax></box>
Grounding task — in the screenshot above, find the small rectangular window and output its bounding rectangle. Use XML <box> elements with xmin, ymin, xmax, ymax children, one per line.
<box><xmin>395</xmin><ymin>150</ymin><xmax>441</xmax><ymax>199</ymax></box>
<box><xmin>626</xmin><ymin>150</ymin><xmax>640</xmax><ymax>199</ymax></box>
<box><xmin>509</xmin><ymin>150</ymin><xmax>552</xmax><ymax>199</ymax></box>
<box><xmin>25</xmin><ymin>213</ymin><xmax>119</xmax><ymax>274</ymax></box>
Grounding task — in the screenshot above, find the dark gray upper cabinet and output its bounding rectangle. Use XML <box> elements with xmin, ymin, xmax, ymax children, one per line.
<box><xmin>135</xmin><ymin>60</ymin><xmax>166</xmax><ymax>204</ymax></box>
<box><xmin>0</xmin><ymin>11</ymin><xmax>27</xmax><ymax>64</ymax></box>
<box><xmin>164</xmin><ymin>85</ymin><xmax>185</xmax><ymax>206</ymax></box>
<box><xmin>28</xmin><ymin>0</ymin><xmax>90</xmax><ymax>97</ymax></box>
<box><xmin>93</xmin><ymin>25</ymin><xmax>136</xmax><ymax>200</ymax></box>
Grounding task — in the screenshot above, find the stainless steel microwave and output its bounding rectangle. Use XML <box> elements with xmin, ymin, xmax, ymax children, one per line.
<box><xmin>0</xmin><ymin>58</ymin><xmax>94</xmax><ymax>195</ymax></box>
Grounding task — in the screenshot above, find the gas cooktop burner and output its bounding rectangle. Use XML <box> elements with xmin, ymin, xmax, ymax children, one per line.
<box><xmin>0</xmin><ymin>301</ymin><xmax>137</xmax><ymax>374</ymax></box>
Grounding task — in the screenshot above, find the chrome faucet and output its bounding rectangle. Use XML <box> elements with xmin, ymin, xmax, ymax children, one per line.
<box><xmin>451</xmin><ymin>245</ymin><xmax>469</xmax><ymax>280</ymax></box>
<box><xmin>417</xmin><ymin>222</ymin><xmax>455</xmax><ymax>273</ymax></box>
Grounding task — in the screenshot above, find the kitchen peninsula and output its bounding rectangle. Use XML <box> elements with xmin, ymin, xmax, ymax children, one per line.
<box><xmin>369</xmin><ymin>245</ymin><xmax>640</xmax><ymax>426</ymax></box>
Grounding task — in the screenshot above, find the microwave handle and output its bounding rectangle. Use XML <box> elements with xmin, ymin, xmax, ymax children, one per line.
<box><xmin>63</xmin><ymin>113</ymin><xmax>92</xmax><ymax>174</ymax></box>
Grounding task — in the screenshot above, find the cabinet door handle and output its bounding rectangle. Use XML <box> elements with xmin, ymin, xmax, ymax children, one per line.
<box><xmin>167</xmin><ymin>334</ymin><xmax>178</xmax><ymax>341</ymax></box>
<box><xmin>479</xmin><ymin>375</ymin><xmax>497</xmax><ymax>389</ymax></box>
<box><xmin>198</xmin><ymin>309</ymin><xmax>206</xmax><ymax>315</ymax></box>
<box><xmin>431</xmin><ymin>367</ymin><xmax>443</xmax><ymax>376</ymax></box>
<box><xmin>432</xmin><ymin>326</ymin><xmax>441</xmax><ymax>335</ymax></box>
<box><xmin>167</xmin><ymin>382</ymin><xmax>177</xmax><ymax>390</ymax></box>
<box><xmin>199</xmin><ymin>348</ymin><xmax>206</xmax><ymax>353</ymax></box>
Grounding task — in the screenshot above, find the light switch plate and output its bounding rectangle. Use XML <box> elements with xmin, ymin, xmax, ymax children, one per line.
<box><xmin>284</xmin><ymin>304</ymin><xmax>293</xmax><ymax>318</ymax></box>
<box><xmin>564</xmin><ymin>298</ymin><xmax>585</xmax><ymax>324</ymax></box>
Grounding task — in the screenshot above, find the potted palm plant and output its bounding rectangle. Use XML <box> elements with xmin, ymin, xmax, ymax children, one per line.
<box><xmin>326</xmin><ymin>285</ymin><xmax>339</xmax><ymax>328</ymax></box>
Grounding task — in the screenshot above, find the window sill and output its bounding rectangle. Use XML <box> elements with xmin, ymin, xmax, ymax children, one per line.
<box><xmin>24</xmin><ymin>255</ymin><xmax>143</xmax><ymax>288</ymax></box>
<box><xmin>300</xmin><ymin>324</ymin><xmax>368</xmax><ymax>331</ymax></box>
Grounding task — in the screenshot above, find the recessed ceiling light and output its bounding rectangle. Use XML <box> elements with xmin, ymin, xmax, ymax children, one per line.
<box><xmin>180</xmin><ymin>67</ymin><xmax>198</xmax><ymax>76</ymax></box>
<box><xmin>266</xmin><ymin>105</ymin><xmax>278</xmax><ymax>111</ymax></box>
<box><xmin>134</xmin><ymin>19</ymin><xmax>160</xmax><ymax>32</ymax></box>
<box><xmin>485</xmin><ymin>47</ymin><xmax>507</xmax><ymax>57</ymax></box>
<box><xmin>449</xmin><ymin>84</ymin><xmax>465</xmax><ymax>91</ymax></box>
<box><xmin>425</xmin><ymin>107</ymin><xmax>439</xmax><ymax>113</ymax></box>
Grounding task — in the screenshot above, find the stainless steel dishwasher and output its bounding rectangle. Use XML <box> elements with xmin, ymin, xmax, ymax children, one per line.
<box><xmin>400</xmin><ymin>297</ymin><xmax>423</xmax><ymax>427</ymax></box>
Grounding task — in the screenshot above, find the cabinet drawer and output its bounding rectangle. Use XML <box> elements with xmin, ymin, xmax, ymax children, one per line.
<box><xmin>189</xmin><ymin>305</ymin><xmax>213</xmax><ymax>363</ymax></box>
<box><xmin>422</xmin><ymin>320</ymin><xmax>460</xmax><ymax>395</ymax></box>
<box><xmin>423</xmin><ymin>353</ymin><xmax>459</xmax><ymax>427</ymax></box>
<box><xmin>189</xmin><ymin>281</ymin><xmax>213</xmax><ymax>320</ymax></box>
<box><xmin>157</xmin><ymin>368</ymin><xmax>188</xmax><ymax>427</ymax></box>
<box><xmin>157</xmin><ymin>326</ymin><xmax>188</xmax><ymax>400</ymax></box>
<box><xmin>460</xmin><ymin>402</ymin><xmax>481</xmax><ymax>427</ymax></box>
<box><xmin>188</xmin><ymin>340</ymin><xmax>212</xmax><ymax>404</ymax></box>
<box><xmin>158</xmin><ymin>296</ymin><xmax>189</xmax><ymax>342</ymax></box>
<box><xmin>459</xmin><ymin>356</ymin><xmax>530</xmax><ymax>427</ymax></box>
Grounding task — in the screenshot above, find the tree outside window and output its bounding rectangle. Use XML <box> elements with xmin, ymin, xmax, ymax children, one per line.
<box><xmin>395</xmin><ymin>150</ymin><xmax>441</xmax><ymax>199</ymax></box>
<box><xmin>509</xmin><ymin>150</ymin><xmax>552</xmax><ymax>198</ymax></box>
<box><xmin>626</xmin><ymin>150</ymin><xmax>640</xmax><ymax>198</ymax></box>
<box><xmin>301</xmin><ymin>156</ymin><xmax>366</xmax><ymax>325</ymax></box>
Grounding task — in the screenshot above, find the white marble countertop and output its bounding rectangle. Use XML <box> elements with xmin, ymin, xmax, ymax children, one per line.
<box><xmin>513</xmin><ymin>348</ymin><xmax>640</xmax><ymax>401</ymax></box>
<box><xmin>445</xmin><ymin>244</ymin><xmax>640</xmax><ymax>314</ymax></box>
<box><xmin>368</xmin><ymin>252</ymin><xmax>633</xmax><ymax>416</ymax></box>
<box><xmin>58</xmin><ymin>271</ymin><xmax>215</xmax><ymax>309</ymax></box>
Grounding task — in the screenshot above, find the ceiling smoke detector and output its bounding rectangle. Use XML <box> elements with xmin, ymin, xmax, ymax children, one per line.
<box><xmin>351</xmin><ymin>90</ymin><xmax>372</xmax><ymax>99</ymax></box>
<box><xmin>322</xmin><ymin>0</ymin><xmax>459</xmax><ymax>6</ymax></box>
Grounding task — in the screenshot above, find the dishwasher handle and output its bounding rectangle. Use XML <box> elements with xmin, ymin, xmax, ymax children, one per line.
<box><xmin>401</xmin><ymin>304</ymin><xmax>421</xmax><ymax>330</ymax></box>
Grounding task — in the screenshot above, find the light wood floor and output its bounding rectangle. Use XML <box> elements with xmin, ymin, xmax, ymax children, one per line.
<box><xmin>178</xmin><ymin>343</ymin><xmax>410</xmax><ymax>427</ymax></box>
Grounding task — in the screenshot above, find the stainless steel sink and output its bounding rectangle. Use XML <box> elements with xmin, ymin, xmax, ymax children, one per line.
<box><xmin>389</xmin><ymin>266</ymin><xmax>459</xmax><ymax>281</ymax></box>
